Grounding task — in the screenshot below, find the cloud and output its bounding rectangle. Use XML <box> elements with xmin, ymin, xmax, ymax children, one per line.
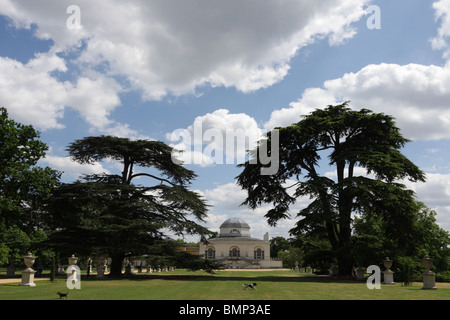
<box><xmin>1</xmin><ymin>0</ymin><xmax>372</xmax><ymax>100</ymax></box>
<box><xmin>0</xmin><ymin>52</ymin><xmax>148</xmax><ymax>138</ymax></box>
<box><xmin>264</xmin><ymin>87</ymin><xmax>338</xmax><ymax>130</ymax></box>
<box><xmin>265</xmin><ymin>0</ymin><xmax>450</xmax><ymax>141</ymax></box>
<box><xmin>431</xmin><ymin>0</ymin><xmax>450</xmax><ymax>56</ymax></box>
<box><xmin>265</xmin><ymin>61</ymin><xmax>450</xmax><ymax>141</ymax></box>
<box><xmin>40</xmin><ymin>154</ymin><xmax>110</xmax><ymax>181</ymax></box>
<box><xmin>0</xmin><ymin>55</ymin><xmax>67</xmax><ymax>130</ymax></box>
<box><xmin>403</xmin><ymin>173</ymin><xmax>450</xmax><ymax>231</ymax></box>
<box><xmin>405</xmin><ymin>173</ymin><xmax>450</xmax><ymax>208</ymax></box>
<box><xmin>168</xmin><ymin>109</ymin><xmax>263</xmax><ymax>166</ymax></box>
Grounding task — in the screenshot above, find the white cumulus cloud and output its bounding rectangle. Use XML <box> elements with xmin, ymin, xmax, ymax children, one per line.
<box><xmin>0</xmin><ymin>0</ymin><xmax>372</xmax><ymax>99</ymax></box>
<box><xmin>168</xmin><ymin>109</ymin><xmax>263</xmax><ymax>167</ymax></box>
<box><xmin>265</xmin><ymin>61</ymin><xmax>450</xmax><ymax>141</ymax></box>
<box><xmin>431</xmin><ymin>0</ymin><xmax>450</xmax><ymax>56</ymax></box>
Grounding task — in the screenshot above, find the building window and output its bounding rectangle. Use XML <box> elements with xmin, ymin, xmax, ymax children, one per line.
<box><xmin>230</xmin><ymin>247</ymin><xmax>240</xmax><ymax>257</ymax></box>
<box><xmin>206</xmin><ymin>248</ymin><xmax>215</xmax><ymax>259</ymax></box>
<box><xmin>254</xmin><ymin>248</ymin><xmax>264</xmax><ymax>260</ymax></box>
<box><xmin>230</xmin><ymin>229</ymin><xmax>241</xmax><ymax>236</ymax></box>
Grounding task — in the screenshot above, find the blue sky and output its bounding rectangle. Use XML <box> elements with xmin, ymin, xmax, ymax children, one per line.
<box><xmin>1</xmin><ymin>0</ymin><xmax>450</xmax><ymax>240</ymax></box>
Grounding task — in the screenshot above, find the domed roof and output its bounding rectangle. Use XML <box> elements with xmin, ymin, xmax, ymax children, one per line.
<box><xmin>220</xmin><ymin>217</ymin><xmax>250</xmax><ymax>229</ymax></box>
<box><xmin>219</xmin><ymin>217</ymin><xmax>251</xmax><ymax>238</ymax></box>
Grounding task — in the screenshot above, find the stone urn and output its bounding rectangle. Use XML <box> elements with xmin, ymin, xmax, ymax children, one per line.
<box><xmin>421</xmin><ymin>255</ymin><xmax>433</xmax><ymax>273</ymax></box>
<box><xmin>23</xmin><ymin>252</ymin><xmax>36</xmax><ymax>271</ymax></box>
<box><xmin>68</xmin><ymin>254</ymin><xmax>78</xmax><ymax>266</ymax></box>
<box><xmin>383</xmin><ymin>257</ymin><xmax>393</xmax><ymax>271</ymax></box>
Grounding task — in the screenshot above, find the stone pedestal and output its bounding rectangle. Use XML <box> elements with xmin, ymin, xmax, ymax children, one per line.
<box><xmin>383</xmin><ymin>270</ymin><xmax>395</xmax><ymax>284</ymax></box>
<box><xmin>20</xmin><ymin>253</ymin><xmax>37</xmax><ymax>287</ymax></box>
<box><xmin>422</xmin><ymin>272</ymin><xmax>437</xmax><ymax>290</ymax></box>
<box><xmin>20</xmin><ymin>269</ymin><xmax>36</xmax><ymax>287</ymax></box>
<box><xmin>421</xmin><ymin>255</ymin><xmax>437</xmax><ymax>290</ymax></box>
<box><xmin>383</xmin><ymin>257</ymin><xmax>395</xmax><ymax>285</ymax></box>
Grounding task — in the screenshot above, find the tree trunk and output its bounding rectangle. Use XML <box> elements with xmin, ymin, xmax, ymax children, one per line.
<box><xmin>109</xmin><ymin>253</ymin><xmax>125</xmax><ymax>277</ymax></box>
<box><xmin>337</xmin><ymin>216</ymin><xmax>354</xmax><ymax>277</ymax></box>
<box><xmin>337</xmin><ymin>251</ymin><xmax>354</xmax><ymax>277</ymax></box>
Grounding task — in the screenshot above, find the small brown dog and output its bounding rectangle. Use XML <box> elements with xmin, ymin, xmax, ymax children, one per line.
<box><xmin>57</xmin><ymin>292</ymin><xmax>69</xmax><ymax>299</ymax></box>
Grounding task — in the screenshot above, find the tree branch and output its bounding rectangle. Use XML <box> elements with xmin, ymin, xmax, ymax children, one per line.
<box><xmin>129</xmin><ymin>173</ymin><xmax>176</xmax><ymax>186</ymax></box>
<box><xmin>126</xmin><ymin>160</ymin><xmax>134</xmax><ymax>184</ymax></box>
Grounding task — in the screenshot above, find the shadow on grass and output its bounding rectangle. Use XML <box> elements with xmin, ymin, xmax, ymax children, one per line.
<box><xmin>80</xmin><ymin>273</ymin><xmax>366</xmax><ymax>286</ymax></box>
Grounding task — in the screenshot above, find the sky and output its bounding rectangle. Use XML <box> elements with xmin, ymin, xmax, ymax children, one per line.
<box><xmin>1</xmin><ymin>0</ymin><xmax>450</xmax><ymax>242</ymax></box>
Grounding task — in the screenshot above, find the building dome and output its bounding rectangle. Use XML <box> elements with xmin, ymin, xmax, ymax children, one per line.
<box><xmin>220</xmin><ymin>217</ymin><xmax>250</xmax><ymax>229</ymax></box>
<box><xmin>219</xmin><ymin>217</ymin><xmax>250</xmax><ymax>237</ymax></box>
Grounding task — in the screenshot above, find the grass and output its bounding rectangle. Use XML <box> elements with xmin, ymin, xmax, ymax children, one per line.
<box><xmin>1</xmin><ymin>269</ymin><xmax>449</xmax><ymax>300</ymax></box>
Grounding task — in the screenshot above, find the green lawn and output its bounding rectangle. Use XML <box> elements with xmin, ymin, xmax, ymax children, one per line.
<box><xmin>1</xmin><ymin>270</ymin><xmax>449</xmax><ymax>300</ymax></box>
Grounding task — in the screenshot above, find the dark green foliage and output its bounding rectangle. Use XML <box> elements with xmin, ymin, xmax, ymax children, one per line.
<box><xmin>67</xmin><ymin>136</ymin><xmax>196</xmax><ymax>186</ymax></box>
<box><xmin>0</xmin><ymin>107</ymin><xmax>61</xmax><ymax>263</ymax></box>
<box><xmin>354</xmin><ymin>201</ymin><xmax>450</xmax><ymax>281</ymax></box>
<box><xmin>237</xmin><ymin>103</ymin><xmax>426</xmax><ymax>276</ymax></box>
<box><xmin>277</xmin><ymin>246</ymin><xmax>303</xmax><ymax>269</ymax></box>
<box><xmin>270</xmin><ymin>236</ymin><xmax>290</xmax><ymax>258</ymax></box>
<box><xmin>47</xmin><ymin>177</ymin><xmax>212</xmax><ymax>255</ymax></box>
<box><xmin>396</xmin><ymin>256</ymin><xmax>418</xmax><ymax>285</ymax></box>
<box><xmin>50</xmin><ymin>253</ymin><xmax>56</xmax><ymax>282</ymax></box>
<box><xmin>47</xmin><ymin>136</ymin><xmax>215</xmax><ymax>275</ymax></box>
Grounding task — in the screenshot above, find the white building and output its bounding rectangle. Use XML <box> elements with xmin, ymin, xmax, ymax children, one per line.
<box><xmin>199</xmin><ymin>217</ymin><xmax>283</xmax><ymax>269</ymax></box>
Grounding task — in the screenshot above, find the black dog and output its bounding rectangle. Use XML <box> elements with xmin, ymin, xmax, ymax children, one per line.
<box><xmin>57</xmin><ymin>292</ymin><xmax>69</xmax><ymax>299</ymax></box>
<box><xmin>242</xmin><ymin>283</ymin><xmax>257</xmax><ymax>290</ymax></box>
